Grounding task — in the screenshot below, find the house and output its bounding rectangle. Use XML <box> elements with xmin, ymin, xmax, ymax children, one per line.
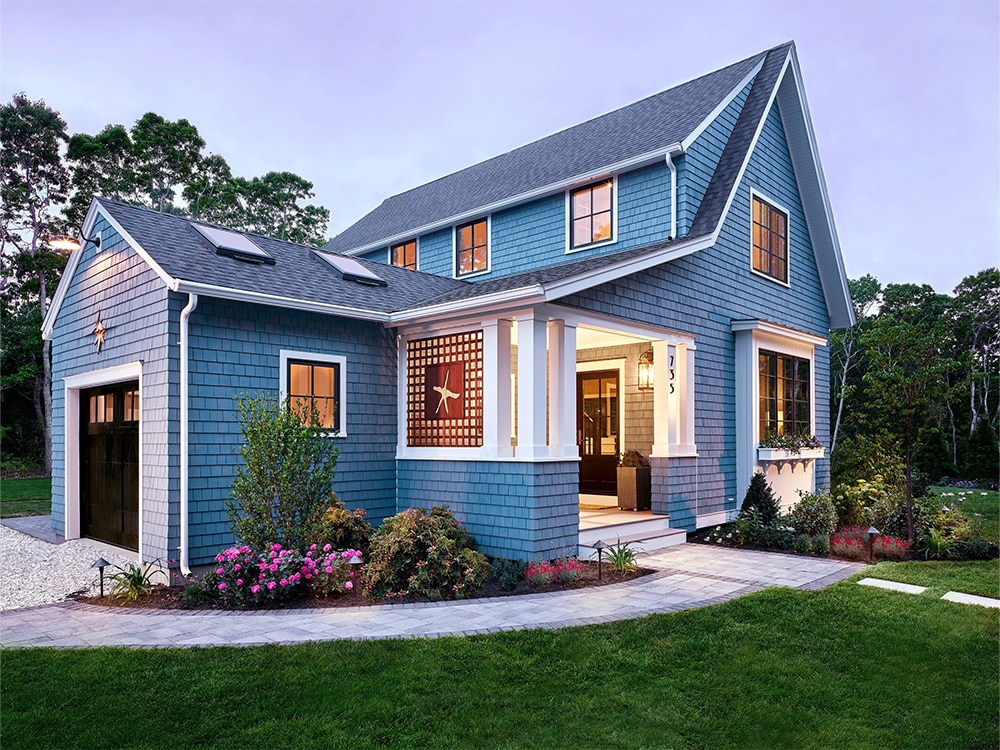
<box><xmin>43</xmin><ymin>41</ymin><xmax>853</xmax><ymax>570</ymax></box>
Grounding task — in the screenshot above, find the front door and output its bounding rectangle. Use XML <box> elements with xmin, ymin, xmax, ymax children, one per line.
<box><xmin>80</xmin><ymin>381</ymin><xmax>139</xmax><ymax>551</ymax></box>
<box><xmin>577</xmin><ymin>370</ymin><xmax>619</xmax><ymax>495</ymax></box>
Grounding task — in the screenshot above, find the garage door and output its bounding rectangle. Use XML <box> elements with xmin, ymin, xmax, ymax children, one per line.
<box><xmin>80</xmin><ymin>381</ymin><xmax>139</xmax><ymax>551</ymax></box>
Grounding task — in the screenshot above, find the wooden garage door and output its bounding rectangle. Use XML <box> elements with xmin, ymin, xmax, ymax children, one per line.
<box><xmin>80</xmin><ymin>381</ymin><xmax>139</xmax><ymax>551</ymax></box>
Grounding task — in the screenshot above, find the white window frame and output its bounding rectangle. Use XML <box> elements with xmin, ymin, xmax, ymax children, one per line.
<box><xmin>749</xmin><ymin>188</ymin><xmax>791</xmax><ymax>288</ymax></box>
<box><xmin>566</xmin><ymin>176</ymin><xmax>618</xmax><ymax>254</ymax></box>
<box><xmin>279</xmin><ymin>349</ymin><xmax>348</xmax><ymax>437</ymax></box>
<box><xmin>452</xmin><ymin>216</ymin><xmax>491</xmax><ymax>279</ymax></box>
<box><xmin>389</xmin><ymin>237</ymin><xmax>419</xmax><ymax>271</ymax></box>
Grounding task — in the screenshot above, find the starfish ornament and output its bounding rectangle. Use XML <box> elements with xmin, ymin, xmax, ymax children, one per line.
<box><xmin>93</xmin><ymin>315</ymin><xmax>107</xmax><ymax>353</ymax></box>
<box><xmin>432</xmin><ymin>368</ymin><xmax>461</xmax><ymax>415</ymax></box>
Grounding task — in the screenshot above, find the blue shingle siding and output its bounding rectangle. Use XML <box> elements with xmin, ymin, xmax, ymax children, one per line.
<box><xmin>50</xmin><ymin>217</ymin><xmax>176</xmax><ymax>558</ymax></box>
<box><xmin>184</xmin><ymin>296</ymin><xmax>398</xmax><ymax>565</ymax></box>
<box><xmin>677</xmin><ymin>80</ymin><xmax>753</xmax><ymax>236</ymax></box>
<box><xmin>358</xmin><ymin>247</ymin><xmax>388</xmax><ymax>264</ymax></box>
<box><xmin>397</xmin><ymin>459</ymin><xmax>579</xmax><ymax>560</ymax></box>
<box><xmin>558</xmin><ymin>100</ymin><xmax>831</xmax><ymax>529</ymax></box>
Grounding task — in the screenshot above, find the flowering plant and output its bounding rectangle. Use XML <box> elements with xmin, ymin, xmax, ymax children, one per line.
<box><xmin>758</xmin><ymin>431</ymin><xmax>823</xmax><ymax>453</ymax></box>
<box><xmin>201</xmin><ymin>544</ymin><xmax>305</xmax><ymax>606</ymax></box>
<box><xmin>303</xmin><ymin>545</ymin><xmax>362</xmax><ymax>597</ymax></box>
<box><xmin>873</xmin><ymin>535</ymin><xmax>909</xmax><ymax>560</ymax></box>
<box><xmin>830</xmin><ymin>533</ymin><xmax>867</xmax><ymax>561</ymax></box>
<box><xmin>525</xmin><ymin>557</ymin><xmax>585</xmax><ymax>586</ymax></box>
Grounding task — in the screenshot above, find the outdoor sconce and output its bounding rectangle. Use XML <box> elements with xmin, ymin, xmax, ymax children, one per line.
<box><xmin>91</xmin><ymin>557</ymin><xmax>110</xmax><ymax>597</ymax></box>
<box><xmin>866</xmin><ymin>526</ymin><xmax>879</xmax><ymax>563</ymax></box>
<box><xmin>47</xmin><ymin>233</ymin><xmax>101</xmax><ymax>253</ymax></box>
<box><xmin>637</xmin><ymin>348</ymin><xmax>654</xmax><ymax>391</ymax></box>
<box><xmin>592</xmin><ymin>539</ymin><xmax>607</xmax><ymax>581</ymax></box>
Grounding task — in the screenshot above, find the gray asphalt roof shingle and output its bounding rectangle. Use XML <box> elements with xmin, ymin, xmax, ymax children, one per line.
<box><xmin>324</xmin><ymin>47</ymin><xmax>780</xmax><ymax>254</ymax></box>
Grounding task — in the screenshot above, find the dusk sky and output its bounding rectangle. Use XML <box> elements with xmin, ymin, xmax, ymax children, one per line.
<box><xmin>2</xmin><ymin>0</ymin><xmax>997</xmax><ymax>295</ymax></box>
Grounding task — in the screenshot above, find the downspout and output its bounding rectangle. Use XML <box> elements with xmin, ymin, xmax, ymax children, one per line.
<box><xmin>665</xmin><ymin>152</ymin><xmax>678</xmax><ymax>240</ymax></box>
<box><xmin>179</xmin><ymin>293</ymin><xmax>198</xmax><ymax>576</ymax></box>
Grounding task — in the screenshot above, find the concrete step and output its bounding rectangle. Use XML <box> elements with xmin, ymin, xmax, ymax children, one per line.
<box><xmin>577</xmin><ymin>519</ymin><xmax>687</xmax><ymax>559</ymax></box>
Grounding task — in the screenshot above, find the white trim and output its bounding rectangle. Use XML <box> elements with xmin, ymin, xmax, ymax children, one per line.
<box><xmin>731</xmin><ymin>319</ymin><xmax>827</xmax><ymax>347</ymax></box>
<box><xmin>62</xmin><ymin>361</ymin><xmax>143</xmax><ymax>560</ymax></box>
<box><xmin>565</xmin><ymin>176</ymin><xmax>618</xmax><ymax>254</ymax></box>
<box><xmin>389</xmin><ymin>286</ymin><xmax>545</xmax><ymax>325</ymax></box>
<box><xmin>278</xmin><ymin>349</ymin><xmax>349</xmax><ymax>437</ymax></box>
<box><xmin>576</xmin><ymin>357</ymin><xmax>628</xmax><ymax>464</ymax></box>
<box><xmin>681</xmin><ymin>58</ymin><xmax>765</xmax><ymax>149</ymax></box>
<box><xmin>453</xmin><ymin>215</ymin><xmax>492</xmax><ymax>279</ymax></box>
<box><xmin>396</xmin><ymin>450</ymin><xmax>579</xmax><ymax>463</ymax></box>
<box><xmin>389</xmin><ymin>237</ymin><xmax>419</xmax><ymax>271</ymax></box>
<box><xmin>749</xmin><ymin>188</ymin><xmax>792</xmax><ymax>288</ymax></box>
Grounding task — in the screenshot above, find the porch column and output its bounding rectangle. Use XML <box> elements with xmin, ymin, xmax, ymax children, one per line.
<box><xmin>651</xmin><ymin>339</ymin><xmax>671</xmax><ymax>457</ymax></box>
<box><xmin>516</xmin><ymin>312</ymin><xmax>548</xmax><ymax>459</ymax></box>
<box><xmin>482</xmin><ymin>319</ymin><xmax>513</xmax><ymax>457</ymax></box>
<box><xmin>679</xmin><ymin>344</ymin><xmax>696</xmax><ymax>453</ymax></box>
<box><xmin>547</xmin><ymin>319</ymin><xmax>577</xmax><ymax>458</ymax></box>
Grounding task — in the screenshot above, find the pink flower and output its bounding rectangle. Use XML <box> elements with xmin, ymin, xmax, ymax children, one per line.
<box><xmin>216</xmin><ymin>568</ymin><xmax>224</xmax><ymax>575</ymax></box>
<box><xmin>323</xmin><ymin>544</ymin><xmax>332</xmax><ymax>552</ymax></box>
<box><xmin>325</xmin><ymin>566</ymin><xmax>333</xmax><ymax>574</ymax></box>
<box><xmin>237</xmin><ymin>579</ymin><xmax>244</xmax><ymax>586</ymax></box>
<box><xmin>345</xmin><ymin>581</ymin><xmax>353</xmax><ymax>591</ymax></box>
<box><xmin>267</xmin><ymin>581</ymin><xmax>276</xmax><ymax>590</ymax></box>
<box><xmin>218</xmin><ymin>583</ymin><xmax>227</xmax><ymax>591</ymax></box>
<box><xmin>234</xmin><ymin>564</ymin><xmax>241</xmax><ymax>571</ymax></box>
<box><xmin>280</xmin><ymin>579</ymin><xmax>288</xmax><ymax>587</ymax></box>
<box><xmin>251</xmin><ymin>585</ymin><xmax>260</xmax><ymax>594</ymax></box>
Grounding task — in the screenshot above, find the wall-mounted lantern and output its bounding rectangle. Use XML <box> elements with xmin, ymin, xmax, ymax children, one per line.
<box><xmin>637</xmin><ymin>348</ymin><xmax>654</xmax><ymax>391</ymax></box>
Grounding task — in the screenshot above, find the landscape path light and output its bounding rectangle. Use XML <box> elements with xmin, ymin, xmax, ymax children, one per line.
<box><xmin>91</xmin><ymin>557</ymin><xmax>110</xmax><ymax>598</ymax></box>
<box><xmin>866</xmin><ymin>526</ymin><xmax>879</xmax><ymax>563</ymax></box>
<box><xmin>592</xmin><ymin>539</ymin><xmax>607</xmax><ymax>581</ymax></box>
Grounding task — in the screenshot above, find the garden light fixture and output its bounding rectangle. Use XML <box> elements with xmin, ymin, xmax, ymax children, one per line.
<box><xmin>592</xmin><ymin>539</ymin><xmax>607</xmax><ymax>580</ymax></box>
<box><xmin>348</xmin><ymin>553</ymin><xmax>362</xmax><ymax>580</ymax></box>
<box><xmin>637</xmin><ymin>348</ymin><xmax>654</xmax><ymax>391</ymax></box>
<box><xmin>866</xmin><ymin>526</ymin><xmax>879</xmax><ymax>563</ymax></box>
<box><xmin>91</xmin><ymin>557</ymin><xmax>110</xmax><ymax>597</ymax></box>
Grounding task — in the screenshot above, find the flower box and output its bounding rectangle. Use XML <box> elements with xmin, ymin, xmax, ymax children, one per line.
<box><xmin>617</xmin><ymin>466</ymin><xmax>651</xmax><ymax>511</ymax></box>
<box><xmin>756</xmin><ymin>447</ymin><xmax>825</xmax><ymax>462</ymax></box>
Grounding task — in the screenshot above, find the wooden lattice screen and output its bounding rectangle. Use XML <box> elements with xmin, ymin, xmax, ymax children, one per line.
<box><xmin>407</xmin><ymin>330</ymin><xmax>484</xmax><ymax>447</ymax></box>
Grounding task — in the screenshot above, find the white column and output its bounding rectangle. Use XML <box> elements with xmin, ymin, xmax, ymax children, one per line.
<box><xmin>482</xmin><ymin>319</ymin><xmax>513</xmax><ymax>457</ymax></box>
<box><xmin>681</xmin><ymin>345</ymin><xmax>696</xmax><ymax>453</ymax></box>
<box><xmin>516</xmin><ymin>312</ymin><xmax>549</xmax><ymax>459</ymax></box>
<box><xmin>651</xmin><ymin>339</ymin><xmax>670</xmax><ymax>458</ymax></box>
<box><xmin>547</xmin><ymin>319</ymin><xmax>577</xmax><ymax>458</ymax></box>
<box><xmin>666</xmin><ymin>343</ymin><xmax>680</xmax><ymax>448</ymax></box>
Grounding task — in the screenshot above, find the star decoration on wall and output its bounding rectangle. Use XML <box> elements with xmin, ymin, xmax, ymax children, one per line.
<box><xmin>92</xmin><ymin>314</ymin><xmax>107</xmax><ymax>353</ymax></box>
<box><xmin>432</xmin><ymin>368</ymin><xmax>461</xmax><ymax>415</ymax></box>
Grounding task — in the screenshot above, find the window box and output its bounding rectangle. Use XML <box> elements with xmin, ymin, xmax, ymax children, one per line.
<box><xmin>757</xmin><ymin>446</ymin><xmax>825</xmax><ymax>462</ymax></box>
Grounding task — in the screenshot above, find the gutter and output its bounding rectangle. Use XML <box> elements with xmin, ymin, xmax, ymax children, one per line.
<box><xmin>665</xmin><ymin>152</ymin><xmax>678</xmax><ymax>240</ymax></box>
<box><xmin>179</xmin><ymin>292</ymin><xmax>198</xmax><ymax>576</ymax></box>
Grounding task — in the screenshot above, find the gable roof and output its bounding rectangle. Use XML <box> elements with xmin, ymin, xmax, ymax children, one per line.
<box><xmin>324</xmin><ymin>47</ymin><xmax>770</xmax><ymax>255</ymax></box>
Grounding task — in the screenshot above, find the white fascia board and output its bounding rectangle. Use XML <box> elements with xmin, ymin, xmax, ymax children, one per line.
<box><xmin>343</xmin><ymin>145</ymin><xmax>684</xmax><ymax>258</ymax></box>
<box><xmin>779</xmin><ymin>50</ymin><xmax>855</xmax><ymax>328</ymax></box>
<box><xmin>542</xmin><ymin>234</ymin><xmax>716</xmax><ymax>300</ymax></box>
<box><xmin>388</xmin><ymin>285</ymin><xmax>545</xmax><ymax>325</ymax></box>
<box><xmin>42</xmin><ymin>199</ymin><xmax>177</xmax><ymax>340</ymax></box>
<box><xmin>731</xmin><ymin>319</ymin><xmax>828</xmax><ymax>347</ymax></box>
<box><xmin>170</xmin><ymin>280</ymin><xmax>391</xmax><ymax>323</ymax></box>
<box><xmin>551</xmin><ymin>305</ymin><xmax>697</xmax><ymax>348</ymax></box>
<box><xmin>680</xmin><ymin>57</ymin><xmax>766</xmax><ymax>150</ymax></box>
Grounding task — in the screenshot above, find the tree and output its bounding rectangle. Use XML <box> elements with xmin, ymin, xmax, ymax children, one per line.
<box><xmin>65</xmin><ymin>124</ymin><xmax>139</xmax><ymax>227</ymax></box>
<box><xmin>861</xmin><ymin>284</ymin><xmax>950</xmax><ymax>543</ymax></box>
<box><xmin>130</xmin><ymin>113</ymin><xmax>205</xmax><ymax>213</ymax></box>
<box><xmin>949</xmin><ymin>268</ymin><xmax>1000</xmax><ymax>437</ymax></box>
<box><xmin>0</xmin><ymin>93</ymin><xmax>71</xmax><ymax>472</ymax></box>
<box><xmin>229</xmin><ymin>171</ymin><xmax>330</xmax><ymax>247</ymax></box>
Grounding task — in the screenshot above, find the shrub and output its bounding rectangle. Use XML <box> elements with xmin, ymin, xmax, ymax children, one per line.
<box><xmin>870</xmin><ymin>493</ymin><xmax>934</xmax><ymax>543</ymax></box>
<box><xmin>490</xmin><ymin>558</ymin><xmax>527</xmax><ymax>591</ymax></box>
<box><xmin>793</xmin><ymin>534</ymin><xmax>811</xmax><ymax>554</ymax></box>
<box><xmin>740</xmin><ymin>473</ymin><xmax>782</xmax><ymax>526</ymax></box>
<box><xmin>307</xmin><ymin>496</ymin><xmax>373</xmax><ymax>558</ymax></box>
<box><xmin>831</xmin><ymin>479</ymin><xmax>879</xmax><ymax>529</ymax></box>
<box><xmin>362</xmin><ymin>506</ymin><xmax>489</xmax><ymax>601</ymax></box>
<box><xmin>554</xmin><ymin>556</ymin><xmax>585</xmax><ymax>582</ymax></box>
<box><xmin>790</xmin><ymin>491</ymin><xmax>838</xmax><ymax>537</ymax></box>
<box><xmin>831</xmin><ymin>533</ymin><xmax>867</xmax><ymax>561</ymax></box>
<box><xmin>964</xmin><ymin>538</ymin><xmax>999</xmax><ymax>560</ymax></box>
<box><xmin>618</xmin><ymin>450</ymin><xmax>648</xmax><ymax>467</ymax></box>
<box><xmin>525</xmin><ymin>561</ymin><xmax>554</xmax><ymax>586</ymax></box>
<box><xmin>108</xmin><ymin>560</ymin><xmax>166</xmax><ymax>604</ymax></box>
<box><xmin>607</xmin><ymin>540</ymin><xmax>639</xmax><ymax>572</ymax></box>
<box><xmin>831</xmin><ymin>433</ymin><xmax>906</xmax><ymax>492</ymax></box>
<box><xmin>227</xmin><ymin>392</ymin><xmax>339</xmax><ymax>553</ymax></box>
<box><xmin>811</xmin><ymin>534</ymin><xmax>830</xmax><ymax>556</ymax></box>
<box><xmin>873</xmin><ymin>535</ymin><xmax>909</xmax><ymax>560</ymax></box>
<box><xmin>201</xmin><ymin>544</ymin><xmax>306</xmax><ymax>607</ymax></box>
<box><xmin>303</xmin><ymin>545</ymin><xmax>362</xmax><ymax>597</ymax></box>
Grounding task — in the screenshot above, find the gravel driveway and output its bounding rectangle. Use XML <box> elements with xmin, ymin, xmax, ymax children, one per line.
<box><xmin>0</xmin><ymin>524</ymin><xmax>136</xmax><ymax>610</ymax></box>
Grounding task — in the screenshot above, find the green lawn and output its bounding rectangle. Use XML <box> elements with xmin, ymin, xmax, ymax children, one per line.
<box><xmin>865</xmin><ymin>559</ymin><xmax>1000</xmax><ymax>598</ymax></box>
<box><xmin>930</xmin><ymin>485</ymin><xmax>999</xmax><ymax>541</ymax></box>
<box><xmin>2</xmin><ymin>566</ymin><xmax>997</xmax><ymax>749</ymax></box>
<box><xmin>0</xmin><ymin>477</ymin><xmax>51</xmax><ymax>518</ymax></box>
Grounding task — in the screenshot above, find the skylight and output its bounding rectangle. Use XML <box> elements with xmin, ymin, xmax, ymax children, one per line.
<box><xmin>313</xmin><ymin>251</ymin><xmax>387</xmax><ymax>286</ymax></box>
<box><xmin>192</xmin><ymin>223</ymin><xmax>275</xmax><ymax>265</ymax></box>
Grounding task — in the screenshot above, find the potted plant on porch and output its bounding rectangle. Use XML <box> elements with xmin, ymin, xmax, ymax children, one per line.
<box><xmin>617</xmin><ymin>450</ymin><xmax>651</xmax><ymax>511</ymax></box>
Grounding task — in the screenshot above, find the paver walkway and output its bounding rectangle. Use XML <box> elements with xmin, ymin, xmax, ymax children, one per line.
<box><xmin>0</xmin><ymin>545</ymin><xmax>864</xmax><ymax>649</ymax></box>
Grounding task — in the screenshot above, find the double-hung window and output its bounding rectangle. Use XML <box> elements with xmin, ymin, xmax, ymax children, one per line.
<box><xmin>285</xmin><ymin>357</ymin><xmax>343</xmax><ymax>432</ymax></box>
<box><xmin>455</xmin><ymin>219</ymin><xmax>488</xmax><ymax>277</ymax></box>
<box><xmin>751</xmin><ymin>194</ymin><xmax>788</xmax><ymax>283</ymax></box>
<box><xmin>391</xmin><ymin>240</ymin><xmax>417</xmax><ymax>270</ymax></box>
<box><xmin>570</xmin><ymin>181</ymin><xmax>613</xmax><ymax>249</ymax></box>
<box><xmin>758</xmin><ymin>349</ymin><xmax>810</xmax><ymax>439</ymax></box>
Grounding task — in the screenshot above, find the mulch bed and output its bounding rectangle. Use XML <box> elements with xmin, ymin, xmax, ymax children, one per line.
<box><xmin>75</xmin><ymin>560</ymin><xmax>651</xmax><ymax>611</ymax></box>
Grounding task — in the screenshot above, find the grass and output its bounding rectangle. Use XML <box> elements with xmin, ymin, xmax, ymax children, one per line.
<box><xmin>865</xmin><ymin>559</ymin><xmax>999</xmax><ymax>598</ymax></box>
<box><xmin>2</xmin><ymin>565</ymin><xmax>997</xmax><ymax>749</ymax></box>
<box><xmin>929</xmin><ymin>485</ymin><xmax>999</xmax><ymax>541</ymax></box>
<box><xmin>0</xmin><ymin>477</ymin><xmax>51</xmax><ymax>518</ymax></box>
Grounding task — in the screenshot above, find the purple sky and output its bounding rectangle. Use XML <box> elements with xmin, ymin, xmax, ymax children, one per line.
<box><xmin>2</xmin><ymin>0</ymin><xmax>997</xmax><ymax>295</ymax></box>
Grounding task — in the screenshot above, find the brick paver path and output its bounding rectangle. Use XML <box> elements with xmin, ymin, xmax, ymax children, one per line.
<box><xmin>0</xmin><ymin>545</ymin><xmax>864</xmax><ymax>649</ymax></box>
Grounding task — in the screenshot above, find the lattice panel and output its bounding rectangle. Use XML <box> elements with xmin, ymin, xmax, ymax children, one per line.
<box><xmin>407</xmin><ymin>330</ymin><xmax>483</xmax><ymax>447</ymax></box>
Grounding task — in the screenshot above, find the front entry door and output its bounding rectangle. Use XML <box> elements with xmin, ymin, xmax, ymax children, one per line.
<box><xmin>577</xmin><ymin>370</ymin><xmax>619</xmax><ymax>495</ymax></box>
<box><xmin>80</xmin><ymin>381</ymin><xmax>139</xmax><ymax>551</ymax></box>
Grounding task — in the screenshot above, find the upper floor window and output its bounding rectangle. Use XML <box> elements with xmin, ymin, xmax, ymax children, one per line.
<box><xmin>391</xmin><ymin>240</ymin><xmax>417</xmax><ymax>270</ymax></box>
<box><xmin>570</xmin><ymin>181</ymin><xmax>613</xmax><ymax>249</ymax></box>
<box><xmin>758</xmin><ymin>349</ymin><xmax>809</xmax><ymax>439</ymax></box>
<box><xmin>287</xmin><ymin>359</ymin><xmax>341</xmax><ymax>432</ymax></box>
<box><xmin>751</xmin><ymin>194</ymin><xmax>788</xmax><ymax>283</ymax></box>
<box><xmin>456</xmin><ymin>219</ymin><xmax>488</xmax><ymax>277</ymax></box>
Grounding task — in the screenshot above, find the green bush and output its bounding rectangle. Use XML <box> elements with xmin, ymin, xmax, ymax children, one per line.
<box><xmin>362</xmin><ymin>506</ymin><xmax>489</xmax><ymax>601</ymax></box>
<box><xmin>870</xmin><ymin>493</ymin><xmax>933</xmax><ymax>543</ymax></box>
<box><xmin>227</xmin><ymin>393</ymin><xmax>338</xmax><ymax>553</ymax></box>
<box><xmin>490</xmin><ymin>558</ymin><xmax>526</xmax><ymax>591</ymax></box>
<box><xmin>740</xmin><ymin>473</ymin><xmax>782</xmax><ymax>526</ymax></box>
<box><xmin>735</xmin><ymin>507</ymin><xmax>793</xmax><ymax>549</ymax></box>
<box><xmin>811</xmin><ymin>534</ymin><xmax>830</xmax><ymax>556</ymax></box>
<box><xmin>831</xmin><ymin>433</ymin><xmax>906</xmax><ymax>492</ymax></box>
<box><xmin>793</xmin><ymin>534</ymin><xmax>812</xmax><ymax>554</ymax></box>
<box><xmin>307</xmin><ymin>496</ymin><xmax>373</xmax><ymax>558</ymax></box>
<box><xmin>789</xmin><ymin>492</ymin><xmax>838</xmax><ymax>537</ymax></box>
